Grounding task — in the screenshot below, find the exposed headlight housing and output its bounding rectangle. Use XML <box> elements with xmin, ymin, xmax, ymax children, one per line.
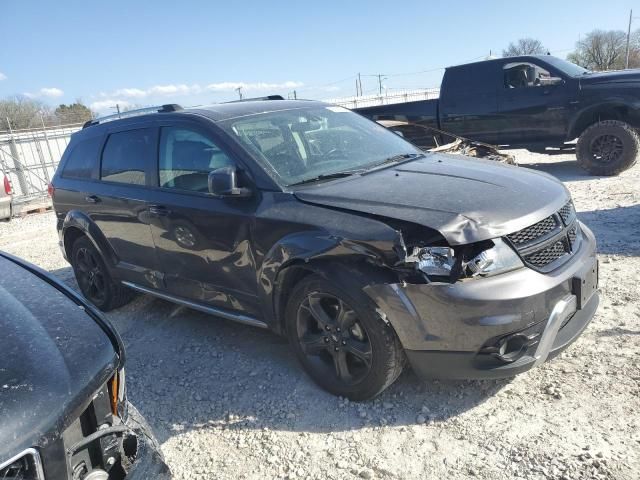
<box><xmin>405</xmin><ymin>238</ymin><xmax>523</xmax><ymax>281</ymax></box>
<box><xmin>464</xmin><ymin>238</ymin><xmax>523</xmax><ymax>277</ymax></box>
<box><xmin>408</xmin><ymin>246</ymin><xmax>456</xmax><ymax>277</ymax></box>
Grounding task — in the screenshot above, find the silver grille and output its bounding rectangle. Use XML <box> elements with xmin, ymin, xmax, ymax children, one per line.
<box><xmin>0</xmin><ymin>450</ymin><xmax>44</xmax><ymax>480</ymax></box>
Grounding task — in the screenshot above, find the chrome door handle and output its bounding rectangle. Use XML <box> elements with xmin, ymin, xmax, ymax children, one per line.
<box><xmin>85</xmin><ymin>195</ymin><xmax>100</xmax><ymax>203</ymax></box>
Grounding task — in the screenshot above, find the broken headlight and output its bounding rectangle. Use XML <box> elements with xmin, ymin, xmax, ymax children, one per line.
<box><xmin>408</xmin><ymin>246</ymin><xmax>456</xmax><ymax>277</ymax></box>
<box><xmin>406</xmin><ymin>239</ymin><xmax>523</xmax><ymax>280</ymax></box>
<box><xmin>464</xmin><ymin>238</ymin><xmax>523</xmax><ymax>277</ymax></box>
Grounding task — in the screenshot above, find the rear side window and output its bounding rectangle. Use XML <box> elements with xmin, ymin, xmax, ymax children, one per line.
<box><xmin>101</xmin><ymin>128</ymin><xmax>154</xmax><ymax>185</ymax></box>
<box><xmin>61</xmin><ymin>138</ymin><xmax>101</xmax><ymax>179</ymax></box>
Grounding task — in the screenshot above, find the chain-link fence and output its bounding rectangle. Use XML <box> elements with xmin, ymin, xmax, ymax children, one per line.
<box><xmin>0</xmin><ymin>117</ymin><xmax>82</xmax><ymax>214</ymax></box>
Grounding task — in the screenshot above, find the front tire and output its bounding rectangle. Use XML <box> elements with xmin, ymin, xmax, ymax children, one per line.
<box><xmin>70</xmin><ymin>236</ymin><xmax>134</xmax><ymax>311</ymax></box>
<box><xmin>285</xmin><ymin>273</ymin><xmax>404</xmax><ymax>401</ymax></box>
<box><xmin>576</xmin><ymin>120</ymin><xmax>639</xmax><ymax>175</ymax></box>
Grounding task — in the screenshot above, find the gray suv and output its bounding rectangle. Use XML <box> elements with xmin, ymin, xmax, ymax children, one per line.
<box><xmin>51</xmin><ymin>98</ymin><xmax>599</xmax><ymax>400</ymax></box>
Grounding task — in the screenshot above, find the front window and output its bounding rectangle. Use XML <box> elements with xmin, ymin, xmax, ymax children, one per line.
<box><xmin>217</xmin><ymin>105</ymin><xmax>422</xmax><ymax>186</ymax></box>
<box><xmin>503</xmin><ymin>62</ymin><xmax>552</xmax><ymax>88</ymax></box>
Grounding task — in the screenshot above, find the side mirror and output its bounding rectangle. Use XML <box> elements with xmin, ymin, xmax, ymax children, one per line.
<box><xmin>538</xmin><ymin>76</ymin><xmax>565</xmax><ymax>87</ymax></box>
<box><xmin>208</xmin><ymin>166</ymin><xmax>252</xmax><ymax>197</ymax></box>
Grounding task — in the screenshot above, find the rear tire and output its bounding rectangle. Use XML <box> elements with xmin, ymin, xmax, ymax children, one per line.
<box><xmin>285</xmin><ymin>273</ymin><xmax>404</xmax><ymax>401</ymax></box>
<box><xmin>576</xmin><ymin>120</ymin><xmax>639</xmax><ymax>175</ymax></box>
<box><xmin>70</xmin><ymin>236</ymin><xmax>134</xmax><ymax>311</ymax></box>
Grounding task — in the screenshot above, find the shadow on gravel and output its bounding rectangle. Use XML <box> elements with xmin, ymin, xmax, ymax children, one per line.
<box><xmin>520</xmin><ymin>160</ymin><xmax>606</xmax><ymax>182</ymax></box>
<box><xmin>576</xmin><ymin>204</ymin><xmax>640</xmax><ymax>256</ymax></box>
<box><xmin>65</xmin><ymin>291</ymin><xmax>509</xmax><ymax>442</ymax></box>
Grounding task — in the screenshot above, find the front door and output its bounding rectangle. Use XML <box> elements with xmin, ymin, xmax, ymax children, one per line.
<box><xmin>497</xmin><ymin>61</ymin><xmax>573</xmax><ymax>145</ymax></box>
<box><xmin>147</xmin><ymin>123</ymin><xmax>260</xmax><ymax>317</ymax></box>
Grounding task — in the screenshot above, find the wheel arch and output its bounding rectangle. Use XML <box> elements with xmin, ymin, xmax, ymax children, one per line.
<box><xmin>62</xmin><ymin>210</ymin><xmax>118</xmax><ymax>270</ymax></box>
<box><xmin>569</xmin><ymin>102</ymin><xmax>640</xmax><ymax>140</ymax></box>
<box><xmin>259</xmin><ymin>231</ymin><xmax>400</xmax><ymax>335</ymax></box>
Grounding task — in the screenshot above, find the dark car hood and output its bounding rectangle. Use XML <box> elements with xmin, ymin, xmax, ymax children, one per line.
<box><xmin>580</xmin><ymin>69</ymin><xmax>640</xmax><ymax>86</ymax></box>
<box><xmin>293</xmin><ymin>153</ymin><xmax>570</xmax><ymax>245</ymax></box>
<box><xmin>0</xmin><ymin>256</ymin><xmax>118</xmax><ymax>461</ymax></box>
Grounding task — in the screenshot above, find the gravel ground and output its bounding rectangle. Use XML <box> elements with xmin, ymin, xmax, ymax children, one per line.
<box><xmin>1</xmin><ymin>151</ymin><xmax>639</xmax><ymax>480</ymax></box>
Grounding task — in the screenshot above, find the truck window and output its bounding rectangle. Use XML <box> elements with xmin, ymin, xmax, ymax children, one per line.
<box><xmin>503</xmin><ymin>62</ymin><xmax>551</xmax><ymax>89</ymax></box>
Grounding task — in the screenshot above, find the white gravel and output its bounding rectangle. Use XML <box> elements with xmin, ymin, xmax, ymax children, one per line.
<box><xmin>1</xmin><ymin>151</ymin><xmax>638</xmax><ymax>480</ymax></box>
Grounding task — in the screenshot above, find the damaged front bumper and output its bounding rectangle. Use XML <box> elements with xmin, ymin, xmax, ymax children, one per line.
<box><xmin>121</xmin><ymin>403</ymin><xmax>171</xmax><ymax>479</ymax></box>
<box><xmin>365</xmin><ymin>224</ymin><xmax>599</xmax><ymax>380</ymax></box>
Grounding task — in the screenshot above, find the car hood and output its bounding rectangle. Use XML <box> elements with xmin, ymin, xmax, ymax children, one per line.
<box><xmin>579</xmin><ymin>69</ymin><xmax>640</xmax><ymax>86</ymax></box>
<box><xmin>0</xmin><ymin>256</ymin><xmax>118</xmax><ymax>461</ymax></box>
<box><xmin>293</xmin><ymin>153</ymin><xmax>570</xmax><ymax>245</ymax></box>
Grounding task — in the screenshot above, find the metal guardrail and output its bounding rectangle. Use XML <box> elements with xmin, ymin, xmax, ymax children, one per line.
<box><xmin>0</xmin><ymin>119</ymin><xmax>82</xmax><ymax>211</ymax></box>
<box><xmin>327</xmin><ymin>88</ymin><xmax>440</xmax><ymax>109</ymax></box>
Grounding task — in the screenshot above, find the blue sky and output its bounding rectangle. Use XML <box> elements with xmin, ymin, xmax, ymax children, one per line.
<box><xmin>0</xmin><ymin>0</ymin><xmax>636</xmax><ymax>114</ymax></box>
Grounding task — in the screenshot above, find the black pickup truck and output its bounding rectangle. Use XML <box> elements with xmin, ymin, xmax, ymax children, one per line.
<box><xmin>355</xmin><ymin>55</ymin><xmax>640</xmax><ymax>175</ymax></box>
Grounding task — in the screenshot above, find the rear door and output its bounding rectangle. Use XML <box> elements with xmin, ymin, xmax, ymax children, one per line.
<box><xmin>147</xmin><ymin>120</ymin><xmax>260</xmax><ymax>316</ymax></box>
<box><xmin>439</xmin><ymin>62</ymin><xmax>501</xmax><ymax>144</ymax></box>
<box><xmin>88</xmin><ymin>125</ymin><xmax>161</xmax><ymax>287</ymax></box>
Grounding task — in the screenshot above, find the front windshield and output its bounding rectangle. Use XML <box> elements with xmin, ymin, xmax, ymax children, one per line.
<box><xmin>218</xmin><ymin>105</ymin><xmax>423</xmax><ymax>186</ymax></box>
<box><xmin>543</xmin><ymin>56</ymin><xmax>590</xmax><ymax>76</ymax></box>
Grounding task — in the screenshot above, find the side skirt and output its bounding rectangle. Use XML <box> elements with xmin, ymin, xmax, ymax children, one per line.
<box><xmin>121</xmin><ymin>281</ymin><xmax>268</xmax><ymax>329</ymax></box>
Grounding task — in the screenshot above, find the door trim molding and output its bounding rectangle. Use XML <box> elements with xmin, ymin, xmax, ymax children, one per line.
<box><xmin>121</xmin><ymin>281</ymin><xmax>268</xmax><ymax>329</ymax></box>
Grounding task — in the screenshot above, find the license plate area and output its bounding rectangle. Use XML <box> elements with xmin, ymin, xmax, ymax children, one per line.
<box><xmin>572</xmin><ymin>258</ymin><xmax>598</xmax><ymax>309</ymax></box>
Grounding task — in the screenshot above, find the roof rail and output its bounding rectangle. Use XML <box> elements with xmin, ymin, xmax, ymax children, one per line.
<box><xmin>224</xmin><ymin>95</ymin><xmax>285</xmax><ymax>104</ymax></box>
<box><xmin>83</xmin><ymin>104</ymin><xmax>183</xmax><ymax>129</ymax></box>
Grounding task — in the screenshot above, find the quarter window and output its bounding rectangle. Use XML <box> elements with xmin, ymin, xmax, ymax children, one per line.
<box><xmin>101</xmin><ymin>128</ymin><xmax>154</xmax><ymax>185</ymax></box>
<box><xmin>61</xmin><ymin>137</ymin><xmax>101</xmax><ymax>179</ymax></box>
<box><xmin>159</xmin><ymin>127</ymin><xmax>234</xmax><ymax>192</ymax></box>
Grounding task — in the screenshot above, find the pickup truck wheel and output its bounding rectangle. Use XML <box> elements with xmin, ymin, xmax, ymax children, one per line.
<box><xmin>576</xmin><ymin>120</ymin><xmax>639</xmax><ymax>175</ymax></box>
<box><xmin>285</xmin><ymin>273</ymin><xmax>404</xmax><ymax>401</ymax></box>
<box><xmin>71</xmin><ymin>236</ymin><xmax>134</xmax><ymax>311</ymax></box>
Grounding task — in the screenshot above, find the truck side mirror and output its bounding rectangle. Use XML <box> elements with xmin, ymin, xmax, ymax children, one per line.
<box><xmin>208</xmin><ymin>166</ymin><xmax>252</xmax><ymax>197</ymax></box>
<box><xmin>538</xmin><ymin>76</ymin><xmax>565</xmax><ymax>87</ymax></box>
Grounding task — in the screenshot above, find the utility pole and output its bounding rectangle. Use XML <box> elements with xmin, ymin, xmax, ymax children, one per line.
<box><xmin>293</xmin><ymin>90</ymin><xmax>297</xmax><ymax>100</ymax></box>
<box><xmin>377</xmin><ymin>74</ymin><xmax>386</xmax><ymax>95</ymax></box>
<box><xmin>626</xmin><ymin>9</ymin><xmax>633</xmax><ymax>69</ymax></box>
<box><xmin>235</xmin><ymin>86</ymin><xmax>243</xmax><ymax>100</ymax></box>
<box><xmin>111</xmin><ymin>104</ymin><xmax>121</xmax><ymax>118</ymax></box>
<box><xmin>357</xmin><ymin>73</ymin><xmax>362</xmax><ymax>96</ymax></box>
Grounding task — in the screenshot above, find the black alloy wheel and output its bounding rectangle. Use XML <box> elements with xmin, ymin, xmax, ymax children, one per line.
<box><xmin>285</xmin><ymin>273</ymin><xmax>405</xmax><ymax>400</ymax></box>
<box><xmin>576</xmin><ymin>120</ymin><xmax>639</xmax><ymax>175</ymax></box>
<box><xmin>70</xmin><ymin>236</ymin><xmax>134</xmax><ymax>311</ymax></box>
<box><xmin>296</xmin><ymin>292</ymin><xmax>373</xmax><ymax>385</ymax></box>
<box><xmin>589</xmin><ymin>134</ymin><xmax>624</xmax><ymax>164</ymax></box>
<box><xmin>74</xmin><ymin>245</ymin><xmax>108</xmax><ymax>305</ymax></box>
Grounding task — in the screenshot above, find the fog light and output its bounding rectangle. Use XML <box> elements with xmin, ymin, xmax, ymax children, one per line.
<box><xmin>495</xmin><ymin>334</ymin><xmax>529</xmax><ymax>363</ymax></box>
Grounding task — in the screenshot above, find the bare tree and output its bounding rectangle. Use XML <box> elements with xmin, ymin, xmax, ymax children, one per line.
<box><xmin>0</xmin><ymin>96</ymin><xmax>50</xmax><ymax>130</ymax></box>
<box><xmin>502</xmin><ymin>38</ymin><xmax>547</xmax><ymax>57</ymax></box>
<box><xmin>567</xmin><ymin>29</ymin><xmax>640</xmax><ymax>71</ymax></box>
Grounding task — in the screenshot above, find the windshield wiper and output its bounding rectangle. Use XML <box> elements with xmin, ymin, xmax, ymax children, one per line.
<box><xmin>364</xmin><ymin>152</ymin><xmax>425</xmax><ymax>171</ymax></box>
<box><xmin>288</xmin><ymin>169</ymin><xmax>366</xmax><ymax>186</ymax></box>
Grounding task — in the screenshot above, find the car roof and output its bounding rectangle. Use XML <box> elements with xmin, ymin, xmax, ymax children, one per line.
<box><xmin>77</xmin><ymin>99</ymin><xmax>328</xmax><ymax>136</ymax></box>
<box><xmin>187</xmin><ymin>99</ymin><xmax>325</xmax><ymax>122</ymax></box>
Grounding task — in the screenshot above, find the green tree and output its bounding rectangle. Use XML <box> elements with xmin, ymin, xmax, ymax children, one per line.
<box><xmin>54</xmin><ymin>101</ymin><xmax>94</xmax><ymax>124</ymax></box>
